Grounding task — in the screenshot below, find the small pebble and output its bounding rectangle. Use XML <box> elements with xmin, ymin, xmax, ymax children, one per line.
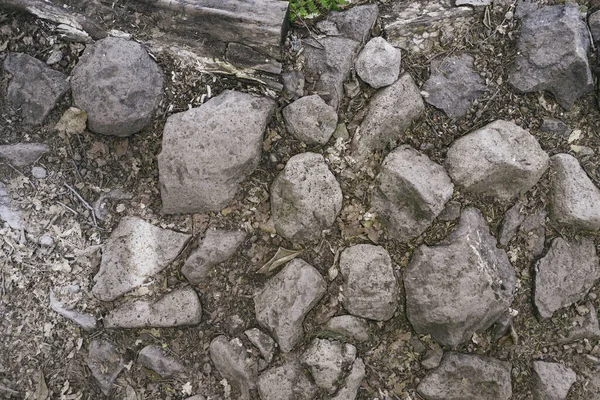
<box><xmin>32</xmin><ymin>166</ymin><xmax>47</xmax><ymax>179</ymax></box>
<box><xmin>39</xmin><ymin>234</ymin><xmax>54</xmax><ymax>247</ymax></box>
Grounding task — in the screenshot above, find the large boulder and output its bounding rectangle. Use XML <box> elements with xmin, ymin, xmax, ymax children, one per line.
<box><xmin>355</xmin><ymin>37</ymin><xmax>401</xmax><ymax>89</ymax></box>
<box><xmin>282</xmin><ymin>95</ymin><xmax>337</xmax><ymax>145</ymax></box>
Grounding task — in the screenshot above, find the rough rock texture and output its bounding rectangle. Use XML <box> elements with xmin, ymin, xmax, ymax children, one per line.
<box><xmin>445</xmin><ymin>120</ymin><xmax>549</xmax><ymax>202</ymax></box>
<box><xmin>91</xmin><ymin>216</ymin><xmax>191</xmax><ymax>301</ymax></box>
<box><xmin>534</xmin><ymin>237</ymin><xmax>599</xmax><ymax>318</ymax></box>
<box><xmin>159</xmin><ymin>90</ymin><xmax>275</xmax><ymax>213</ymax></box>
<box><xmin>282</xmin><ymin>95</ymin><xmax>338</xmax><ymax>145</ymax></box>
<box><xmin>499</xmin><ymin>201</ymin><xmax>525</xmax><ymax>246</ymax></box>
<box><xmin>270</xmin><ymin>152</ymin><xmax>342</xmax><ymax>243</ymax></box>
<box><xmin>532</xmin><ymin>361</ymin><xmax>577</xmax><ymax>400</ymax></box>
<box><xmin>209</xmin><ymin>336</ymin><xmax>257</xmax><ymax>399</ymax></box>
<box><xmin>257</xmin><ymin>358</ymin><xmax>318</xmax><ymax>400</ymax></box>
<box><xmin>49</xmin><ymin>290</ymin><xmax>97</xmax><ymax>331</ymax></box>
<box><xmin>519</xmin><ymin>211</ymin><xmax>546</xmax><ymax>257</ymax></box>
<box><xmin>282</xmin><ymin>70</ymin><xmax>305</xmax><ymax>100</ymax></box>
<box><xmin>138</xmin><ymin>345</ymin><xmax>184</xmax><ymax>377</ymax></box>
<box><xmin>549</xmin><ymin>153</ymin><xmax>600</xmax><ymax>231</ymax></box>
<box><xmin>404</xmin><ymin>207</ymin><xmax>516</xmax><ymax>347</ymax></box>
<box><xmin>0</xmin><ymin>143</ymin><xmax>50</xmax><ymax>167</ymax></box>
<box><xmin>351</xmin><ymin>74</ymin><xmax>425</xmax><ymax>164</ymax></box>
<box><xmin>316</xmin><ymin>4</ymin><xmax>379</xmax><ymax>44</ymax></box>
<box><xmin>254</xmin><ymin>259</ymin><xmax>326</xmax><ymax>352</ymax></box>
<box><xmin>181</xmin><ymin>229</ymin><xmax>245</xmax><ymax>284</ymax></box>
<box><xmin>0</xmin><ymin>182</ymin><xmax>22</xmax><ymax>230</ymax></box>
<box><xmin>71</xmin><ymin>37</ymin><xmax>163</xmax><ymax>136</ymax></box>
<box><xmin>103</xmin><ymin>287</ymin><xmax>202</xmax><ymax>328</ymax></box>
<box><xmin>509</xmin><ymin>4</ymin><xmax>593</xmax><ymax>109</ymax></box>
<box><xmin>301</xmin><ymin>338</ymin><xmax>356</xmax><ymax>394</ymax></box>
<box><xmin>417</xmin><ymin>353</ymin><xmax>512</xmax><ymax>400</ymax></box>
<box><xmin>323</xmin><ymin>315</ymin><xmax>370</xmax><ymax>342</ymax></box>
<box><xmin>590</xmin><ymin>11</ymin><xmax>600</xmax><ymax>44</ymax></box>
<box><xmin>422</xmin><ymin>53</ymin><xmax>486</xmax><ymax>118</ymax></box>
<box><xmin>331</xmin><ymin>357</ymin><xmax>365</xmax><ymax>400</ymax></box>
<box><xmin>3</xmin><ymin>52</ymin><xmax>69</xmax><ymax>125</ymax></box>
<box><xmin>372</xmin><ymin>145</ymin><xmax>454</xmax><ymax>241</ymax></box>
<box><xmin>244</xmin><ymin>328</ymin><xmax>276</xmax><ymax>365</ymax></box>
<box><xmin>562</xmin><ymin>302</ymin><xmax>600</xmax><ymax>343</ymax></box>
<box><xmin>339</xmin><ymin>245</ymin><xmax>398</xmax><ymax>321</ymax></box>
<box><xmin>540</xmin><ymin>118</ymin><xmax>570</xmax><ymax>137</ymax></box>
<box><xmin>87</xmin><ymin>339</ymin><xmax>125</xmax><ymax>395</ymax></box>
<box><xmin>355</xmin><ymin>37</ymin><xmax>401</xmax><ymax>89</ymax></box>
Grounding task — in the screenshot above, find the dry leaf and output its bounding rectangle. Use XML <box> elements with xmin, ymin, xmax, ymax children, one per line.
<box><xmin>257</xmin><ymin>247</ymin><xmax>302</xmax><ymax>275</ymax></box>
<box><xmin>34</xmin><ymin>371</ymin><xmax>49</xmax><ymax>400</ymax></box>
<box><xmin>55</xmin><ymin>107</ymin><xmax>87</xmax><ymax>136</ymax></box>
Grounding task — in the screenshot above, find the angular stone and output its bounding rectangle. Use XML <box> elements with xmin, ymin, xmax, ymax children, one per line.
<box><xmin>499</xmin><ymin>201</ymin><xmax>526</xmax><ymax>246</ymax></box>
<box><xmin>534</xmin><ymin>237</ymin><xmax>599</xmax><ymax>318</ymax></box>
<box><xmin>270</xmin><ymin>152</ymin><xmax>342</xmax><ymax>243</ymax></box>
<box><xmin>257</xmin><ymin>359</ymin><xmax>318</xmax><ymax>400</ymax></box>
<box><xmin>71</xmin><ymin>37</ymin><xmax>163</xmax><ymax>136</ymax></box>
<box><xmin>417</xmin><ymin>353</ymin><xmax>512</xmax><ymax>400</ymax></box>
<box><xmin>323</xmin><ymin>315</ymin><xmax>370</xmax><ymax>342</ymax></box>
<box><xmin>561</xmin><ymin>302</ymin><xmax>600</xmax><ymax>343</ymax></box>
<box><xmin>532</xmin><ymin>361</ymin><xmax>576</xmax><ymax>400</ymax></box>
<box><xmin>255</xmin><ymin>259</ymin><xmax>326</xmax><ymax>352</ymax></box>
<box><xmin>103</xmin><ymin>287</ymin><xmax>202</xmax><ymax>328</ymax></box>
<box><xmin>158</xmin><ymin>90</ymin><xmax>275</xmax><ymax>213</ymax></box>
<box><xmin>245</xmin><ymin>328</ymin><xmax>276</xmax><ymax>364</ymax></box>
<box><xmin>0</xmin><ymin>143</ymin><xmax>50</xmax><ymax>167</ymax></box>
<box><xmin>339</xmin><ymin>245</ymin><xmax>398</xmax><ymax>321</ymax></box>
<box><xmin>0</xmin><ymin>182</ymin><xmax>22</xmax><ymax>230</ymax></box>
<box><xmin>445</xmin><ymin>120</ymin><xmax>549</xmax><ymax>202</ymax></box>
<box><xmin>301</xmin><ymin>338</ymin><xmax>356</xmax><ymax>394</ymax></box>
<box><xmin>49</xmin><ymin>290</ymin><xmax>97</xmax><ymax>331</ymax></box>
<box><xmin>331</xmin><ymin>358</ymin><xmax>365</xmax><ymax>400</ymax></box>
<box><xmin>282</xmin><ymin>95</ymin><xmax>338</xmax><ymax>145</ymax></box>
<box><xmin>88</xmin><ymin>339</ymin><xmax>125</xmax><ymax>395</ymax></box>
<box><xmin>3</xmin><ymin>52</ymin><xmax>69</xmax><ymax>125</ymax></box>
<box><xmin>209</xmin><ymin>335</ymin><xmax>257</xmax><ymax>400</ymax></box>
<box><xmin>282</xmin><ymin>70</ymin><xmax>305</xmax><ymax>101</ymax></box>
<box><xmin>92</xmin><ymin>217</ymin><xmax>191</xmax><ymax>301</ymax></box>
<box><xmin>540</xmin><ymin>118</ymin><xmax>569</xmax><ymax>137</ymax></box>
<box><xmin>404</xmin><ymin>207</ymin><xmax>516</xmax><ymax>347</ymax></box>
<box><xmin>590</xmin><ymin>11</ymin><xmax>600</xmax><ymax>44</ymax></box>
<box><xmin>438</xmin><ymin>201</ymin><xmax>461</xmax><ymax>222</ymax></box>
<box><xmin>372</xmin><ymin>145</ymin><xmax>453</xmax><ymax>241</ymax></box>
<box><xmin>355</xmin><ymin>37</ymin><xmax>401</xmax><ymax>89</ymax></box>
<box><xmin>138</xmin><ymin>345</ymin><xmax>184</xmax><ymax>377</ymax></box>
<box><xmin>509</xmin><ymin>4</ymin><xmax>593</xmax><ymax>110</ymax></box>
<box><xmin>317</xmin><ymin>4</ymin><xmax>378</xmax><ymax>44</ymax></box>
<box><xmin>519</xmin><ymin>211</ymin><xmax>546</xmax><ymax>257</ymax></box>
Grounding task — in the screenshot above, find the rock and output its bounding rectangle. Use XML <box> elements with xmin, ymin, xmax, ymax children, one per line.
<box><xmin>316</xmin><ymin>4</ymin><xmax>379</xmax><ymax>43</ymax></box>
<box><xmin>499</xmin><ymin>201</ymin><xmax>526</xmax><ymax>246</ymax></box>
<box><xmin>244</xmin><ymin>328</ymin><xmax>276</xmax><ymax>364</ymax></box>
<box><xmin>339</xmin><ymin>244</ymin><xmax>398</xmax><ymax>321</ymax></box>
<box><xmin>438</xmin><ymin>201</ymin><xmax>461</xmax><ymax>222</ymax></box>
<box><xmin>417</xmin><ymin>353</ymin><xmax>512</xmax><ymax>400</ymax></box>
<box><xmin>519</xmin><ymin>211</ymin><xmax>546</xmax><ymax>257</ymax></box>
<box><xmin>421</xmin><ymin>347</ymin><xmax>443</xmax><ymax>370</ymax></box>
<box><xmin>301</xmin><ymin>338</ymin><xmax>356</xmax><ymax>394</ymax></box>
<box><xmin>255</xmin><ymin>259</ymin><xmax>326</xmax><ymax>352</ymax></box>
<box><xmin>404</xmin><ymin>207</ymin><xmax>516</xmax><ymax>347</ymax></box>
<box><xmin>0</xmin><ymin>182</ymin><xmax>22</xmax><ymax>230</ymax></box>
<box><xmin>257</xmin><ymin>358</ymin><xmax>318</xmax><ymax>400</ymax></box>
<box><xmin>71</xmin><ymin>37</ymin><xmax>163</xmax><ymax>136</ymax></box>
<box><xmin>351</xmin><ymin>74</ymin><xmax>425</xmax><ymax>164</ymax></box>
<box><xmin>158</xmin><ymin>90</ymin><xmax>275</xmax><ymax>213</ymax></box>
<box><xmin>322</xmin><ymin>315</ymin><xmax>370</xmax><ymax>342</ymax></box>
<box><xmin>590</xmin><ymin>11</ymin><xmax>600</xmax><ymax>44</ymax></box>
<box><xmin>209</xmin><ymin>336</ymin><xmax>257</xmax><ymax>399</ymax></box>
<box><xmin>456</xmin><ymin>0</ymin><xmax>491</xmax><ymax>5</ymax></box>
<box><xmin>270</xmin><ymin>152</ymin><xmax>342</xmax><ymax>243</ymax></box>
<box><xmin>91</xmin><ymin>216</ymin><xmax>191</xmax><ymax>301</ymax></box>
<box><xmin>355</xmin><ymin>37</ymin><xmax>401</xmax><ymax>89</ymax></box>
<box><xmin>303</xmin><ymin>37</ymin><xmax>360</xmax><ymax>110</ymax></box>
<box><xmin>331</xmin><ymin>358</ymin><xmax>365</xmax><ymax>400</ymax></box>
<box><xmin>515</xmin><ymin>0</ymin><xmax>540</xmax><ymax>19</ymax></box>
<box><xmin>3</xmin><ymin>52</ymin><xmax>69</xmax><ymax>125</ymax></box>
<box><xmin>549</xmin><ymin>153</ymin><xmax>600</xmax><ymax>231</ymax></box>
<box><xmin>138</xmin><ymin>345</ymin><xmax>184</xmax><ymax>377</ymax></box>
<box><xmin>49</xmin><ymin>290</ymin><xmax>97</xmax><ymax>331</ymax></box>
<box><xmin>540</xmin><ymin>118</ymin><xmax>569</xmax><ymax>137</ymax></box>
<box><xmin>282</xmin><ymin>95</ymin><xmax>338</xmax><ymax>145</ymax></box>
<box><xmin>422</xmin><ymin>53</ymin><xmax>486</xmax><ymax>118</ymax></box>
<box><xmin>534</xmin><ymin>237</ymin><xmax>599</xmax><ymax>318</ymax></box>
<box><xmin>561</xmin><ymin>302</ymin><xmax>600</xmax><ymax>343</ymax></box>
<box><xmin>185</xmin><ymin>396</ymin><xmax>206</xmax><ymax>400</ymax></box>
<box><xmin>0</xmin><ymin>143</ymin><xmax>50</xmax><ymax>167</ymax></box>
<box><xmin>282</xmin><ymin>71</ymin><xmax>305</xmax><ymax>100</ymax></box>
<box><xmin>31</xmin><ymin>166</ymin><xmax>47</xmax><ymax>179</ymax></box>
<box><xmin>87</xmin><ymin>339</ymin><xmax>125</xmax><ymax>395</ymax></box>
<box><xmin>39</xmin><ymin>234</ymin><xmax>54</xmax><ymax>248</ymax></box>
<box><xmin>181</xmin><ymin>229</ymin><xmax>245</xmax><ymax>285</ymax></box>
<box><xmin>532</xmin><ymin>361</ymin><xmax>576</xmax><ymax>400</ymax></box>
<box><xmin>103</xmin><ymin>287</ymin><xmax>202</xmax><ymax>328</ymax></box>
<box><xmin>445</xmin><ymin>120</ymin><xmax>549</xmax><ymax>202</ymax></box>
<box><xmin>509</xmin><ymin>4</ymin><xmax>593</xmax><ymax>110</ymax></box>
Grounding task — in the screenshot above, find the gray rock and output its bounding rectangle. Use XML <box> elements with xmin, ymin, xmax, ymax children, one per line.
<box><xmin>418</xmin><ymin>353</ymin><xmax>512</xmax><ymax>400</ymax></box>
<box><xmin>182</xmin><ymin>229</ymin><xmax>245</xmax><ymax>284</ymax></box>
<box><xmin>330</xmin><ymin>358</ymin><xmax>365</xmax><ymax>400</ymax></box>
<box><xmin>185</xmin><ymin>396</ymin><xmax>206</xmax><ymax>400</ymax></box>
<box><xmin>404</xmin><ymin>207</ymin><xmax>516</xmax><ymax>347</ymax></box>
<box><xmin>138</xmin><ymin>345</ymin><xmax>184</xmax><ymax>377</ymax></box>
<box><xmin>339</xmin><ymin>245</ymin><xmax>398</xmax><ymax>321</ymax></box>
<box><xmin>509</xmin><ymin>4</ymin><xmax>593</xmax><ymax>109</ymax></box>
<box><xmin>445</xmin><ymin>120</ymin><xmax>549</xmax><ymax>202</ymax></box>
<box><xmin>499</xmin><ymin>201</ymin><xmax>526</xmax><ymax>246</ymax></box>
<box><xmin>92</xmin><ymin>216</ymin><xmax>191</xmax><ymax>301</ymax></box>
<box><xmin>455</xmin><ymin>0</ymin><xmax>491</xmax><ymax>5</ymax></box>
<box><xmin>49</xmin><ymin>290</ymin><xmax>97</xmax><ymax>331</ymax></box>
<box><xmin>31</xmin><ymin>166</ymin><xmax>47</xmax><ymax>179</ymax></box>
<box><xmin>0</xmin><ymin>143</ymin><xmax>50</xmax><ymax>167</ymax></box>
<box><xmin>534</xmin><ymin>237</ymin><xmax>599</xmax><ymax>318</ymax></box>
<box><xmin>421</xmin><ymin>347</ymin><xmax>443</xmax><ymax>370</ymax></box>
<box><xmin>0</xmin><ymin>182</ymin><xmax>22</xmax><ymax>230</ymax></box>
<box><xmin>302</xmin><ymin>338</ymin><xmax>356</xmax><ymax>394</ymax></box>
<box><xmin>540</xmin><ymin>118</ymin><xmax>569</xmax><ymax>137</ymax></box>
<box><xmin>209</xmin><ymin>335</ymin><xmax>257</xmax><ymax>399</ymax></box>
<box><xmin>282</xmin><ymin>95</ymin><xmax>338</xmax><ymax>145</ymax></box>
<box><xmin>87</xmin><ymin>339</ymin><xmax>125</xmax><ymax>395</ymax></box>
<box><xmin>438</xmin><ymin>201</ymin><xmax>461</xmax><ymax>222</ymax></box>
<box><xmin>270</xmin><ymin>152</ymin><xmax>342</xmax><ymax>243</ymax></box>
<box><xmin>282</xmin><ymin>71</ymin><xmax>305</xmax><ymax>101</ymax></box>
<box><xmin>519</xmin><ymin>210</ymin><xmax>546</xmax><ymax>257</ymax></box>
<box><xmin>561</xmin><ymin>302</ymin><xmax>600</xmax><ymax>343</ymax></box>
<box><xmin>39</xmin><ymin>234</ymin><xmax>54</xmax><ymax>248</ymax></box>
<box><xmin>422</xmin><ymin>53</ymin><xmax>486</xmax><ymax>118</ymax></box>
<box><xmin>257</xmin><ymin>358</ymin><xmax>318</xmax><ymax>400</ymax></box>
<box><xmin>245</xmin><ymin>328</ymin><xmax>276</xmax><ymax>364</ymax></box>
<box><xmin>372</xmin><ymin>145</ymin><xmax>454</xmax><ymax>241</ymax></box>
<box><xmin>255</xmin><ymin>259</ymin><xmax>326</xmax><ymax>352</ymax></box>
<box><xmin>590</xmin><ymin>11</ymin><xmax>600</xmax><ymax>44</ymax></box>
<box><xmin>103</xmin><ymin>287</ymin><xmax>202</xmax><ymax>328</ymax></box>
<box><xmin>515</xmin><ymin>0</ymin><xmax>540</xmax><ymax>19</ymax></box>
<box><xmin>158</xmin><ymin>90</ymin><xmax>275</xmax><ymax>213</ymax></box>
<box><xmin>355</xmin><ymin>37</ymin><xmax>401</xmax><ymax>89</ymax></box>
<box><xmin>3</xmin><ymin>52</ymin><xmax>69</xmax><ymax>125</ymax></box>
<box><xmin>322</xmin><ymin>315</ymin><xmax>370</xmax><ymax>342</ymax></box>
<box><xmin>549</xmin><ymin>153</ymin><xmax>600</xmax><ymax>231</ymax></box>
<box><xmin>71</xmin><ymin>37</ymin><xmax>163</xmax><ymax>136</ymax></box>
<box><xmin>532</xmin><ymin>361</ymin><xmax>576</xmax><ymax>400</ymax></box>
<box><xmin>351</xmin><ymin>74</ymin><xmax>425</xmax><ymax>164</ymax></box>
<box><xmin>316</xmin><ymin>4</ymin><xmax>379</xmax><ymax>43</ymax></box>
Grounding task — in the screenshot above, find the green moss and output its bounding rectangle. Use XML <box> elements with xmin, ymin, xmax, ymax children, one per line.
<box><xmin>287</xmin><ymin>0</ymin><xmax>349</xmax><ymax>23</ymax></box>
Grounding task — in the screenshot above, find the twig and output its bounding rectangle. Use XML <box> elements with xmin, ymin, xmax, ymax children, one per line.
<box><xmin>64</xmin><ymin>183</ymin><xmax>98</xmax><ymax>226</ymax></box>
<box><xmin>2</xmin><ymin>162</ymin><xmax>36</xmax><ymax>190</ymax></box>
<box><xmin>57</xmin><ymin>201</ymin><xmax>78</xmax><ymax>215</ymax></box>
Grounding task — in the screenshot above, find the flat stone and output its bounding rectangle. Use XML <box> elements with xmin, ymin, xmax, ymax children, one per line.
<box><xmin>282</xmin><ymin>95</ymin><xmax>338</xmax><ymax>145</ymax></box>
<box><xmin>209</xmin><ymin>335</ymin><xmax>257</xmax><ymax>400</ymax></box>
<box><xmin>316</xmin><ymin>4</ymin><xmax>379</xmax><ymax>43</ymax></box>
<box><xmin>331</xmin><ymin>358</ymin><xmax>365</xmax><ymax>400</ymax></box>
<box><xmin>445</xmin><ymin>120</ymin><xmax>549</xmax><ymax>202</ymax></box>
<box><xmin>355</xmin><ymin>37</ymin><xmax>401</xmax><ymax>89</ymax></box>
<box><xmin>3</xmin><ymin>52</ymin><xmax>69</xmax><ymax>125</ymax></box>
<box><xmin>499</xmin><ymin>201</ymin><xmax>526</xmax><ymax>246</ymax></box>
<box><xmin>271</xmin><ymin>152</ymin><xmax>342</xmax><ymax>243</ymax></box>
<box><xmin>158</xmin><ymin>90</ymin><xmax>275</xmax><ymax>213</ymax></box>
<box><xmin>103</xmin><ymin>287</ymin><xmax>202</xmax><ymax>328</ymax></box>
<box><xmin>372</xmin><ymin>145</ymin><xmax>454</xmax><ymax>241</ymax></box>
<box><xmin>0</xmin><ymin>182</ymin><xmax>22</xmax><ymax>230</ymax></box>
<box><xmin>561</xmin><ymin>302</ymin><xmax>600</xmax><ymax>343</ymax></box>
<box><xmin>31</xmin><ymin>166</ymin><xmax>47</xmax><ymax>179</ymax></box>
<box><xmin>257</xmin><ymin>358</ymin><xmax>318</xmax><ymax>400</ymax></box>
<box><xmin>87</xmin><ymin>339</ymin><xmax>125</xmax><ymax>395</ymax></box>
<box><xmin>540</xmin><ymin>118</ymin><xmax>570</xmax><ymax>137</ymax></box>
<box><xmin>301</xmin><ymin>338</ymin><xmax>356</xmax><ymax>394</ymax></box>
<box><xmin>322</xmin><ymin>315</ymin><xmax>370</xmax><ymax>342</ymax></box>
<box><xmin>49</xmin><ymin>289</ymin><xmax>97</xmax><ymax>331</ymax></box>
<box><xmin>417</xmin><ymin>353</ymin><xmax>512</xmax><ymax>400</ymax></box>
<box><xmin>590</xmin><ymin>11</ymin><xmax>600</xmax><ymax>44</ymax></box>
<box><xmin>532</xmin><ymin>361</ymin><xmax>576</xmax><ymax>400</ymax></box>
<box><xmin>282</xmin><ymin>70</ymin><xmax>305</xmax><ymax>101</ymax></box>
<box><xmin>0</xmin><ymin>143</ymin><xmax>50</xmax><ymax>167</ymax></box>
<box><xmin>339</xmin><ymin>245</ymin><xmax>398</xmax><ymax>321</ymax></box>
<box><xmin>92</xmin><ymin>216</ymin><xmax>191</xmax><ymax>301</ymax></box>
<box><xmin>404</xmin><ymin>207</ymin><xmax>516</xmax><ymax>347</ymax></box>
<box><xmin>138</xmin><ymin>345</ymin><xmax>184</xmax><ymax>377</ymax></box>
<box><xmin>509</xmin><ymin>4</ymin><xmax>593</xmax><ymax>110</ymax></box>
<box><xmin>244</xmin><ymin>328</ymin><xmax>276</xmax><ymax>364</ymax></box>
<box><xmin>519</xmin><ymin>211</ymin><xmax>546</xmax><ymax>257</ymax></box>
<box><xmin>534</xmin><ymin>237</ymin><xmax>599</xmax><ymax>318</ymax></box>
<box><xmin>455</xmin><ymin>0</ymin><xmax>491</xmax><ymax>5</ymax></box>
<box><xmin>71</xmin><ymin>37</ymin><xmax>163</xmax><ymax>136</ymax></box>
<box><xmin>255</xmin><ymin>259</ymin><xmax>326</xmax><ymax>352</ymax></box>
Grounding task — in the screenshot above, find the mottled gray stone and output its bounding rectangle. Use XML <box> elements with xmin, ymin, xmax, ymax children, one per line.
<box><xmin>331</xmin><ymin>358</ymin><xmax>365</xmax><ymax>400</ymax></box>
<box><xmin>282</xmin><ymin>70</ymin><xmax>305</xmax><ymax>100</ymax></box>
<box><xmin>138</xmin><ymin>345</ymin><xmax>184</xmax><ymax>377</ymax></box>
<box><xmin>532</xmin><ymin>361</ymin><xmax>576</xmax><ymax>400</ymax></box>
<box><xmin>590</xmin><ymin>11</ymin><xmax>600</xmax><ymax>44</ymax></box>
<box><xmin>245</xmin><ymin>328</ymin><xmax>276</xmax><ymax>364</ymax></box>
<box><xmin>499</xmin><ymin>201</ymin><xmax>525</xmax><ymax>246</ymax></box>
<box><xmin>283</xmin><ymin>95</ymin><xmax>337</xmax><ymax>145</ymax></box>
<box><xmin>421</xmin><ymin>347</ymin><xmax>443</xmax><ymax>370</ymax></box>
<box><xmin>323</xmin><ymin>315</ymin><xmax>370</xmax><ymax>342</ymax></box>
<box><xmin>455</xmin><ymin>0</ymin><xmax>491</xmax><ymax>5</ymax></box>
<box><xmin>355</xmin><ymin>37</ymin><xmax>401</xmax><ymax>89</ymax></box>
<box><xmin>540</xmin><ymin>118</ymin><xmax>569</xmax><ymax>137</ymax></box>
<box><xmin>302</xmin><ymin>338</ymin><xmax>356</xmax><ymax>394</ymax></box>
<box><xmin>0</xmin><ymin>182</ymin><xmax>22</xmax><ymax>230</ymax></box>
<box><xmin>438</xmin><ymin>201</ymin><xmax>461</xmax><ymax>222</ymax></box>
<box><xmin>88</xmin><ymin>339</ymin><xmax>125</xmax><ymax>395</ymax></box>
<box><xmin>561</xmin><ymin>302</ymin><xmax>600</xmax><ymax>343</ymax></box>
<box><xmin>31</xmin><ymin>166</ymin><xmax>47</xmax><ymax>179</ymax></box>
<box><xmin>49</xmin><ymin>290</ymin><xmax>97</xmax><ymax>331</ymax></box>
<box><xmin>0</xmin><ymin>143</ymin><xmax>50</xmax><ymax>167</ymax></box>
<box><xmin>257</xmin><ymin>359</ymin><xmax>318</xmax><ymax>400</ymax></box>
<box><xmin>209</xmin><ymin>336</ymin><xmax>257</xmax><ymax>400</ymax></box>
<box><xmin>317</xmin><ymin>4</ymin><xmax>379</xmax><ymax>44</ymax></box>
<box><xmin>519</xmin><ymin>210</ymin><xmax>546</xmax><ymax>257</ymax></box>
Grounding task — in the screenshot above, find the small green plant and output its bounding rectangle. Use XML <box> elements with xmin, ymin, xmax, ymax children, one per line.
<box><xmin>288</xmin><ymin>0</ymin><xmax>348</xmax><ymax>22</ymax></box>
